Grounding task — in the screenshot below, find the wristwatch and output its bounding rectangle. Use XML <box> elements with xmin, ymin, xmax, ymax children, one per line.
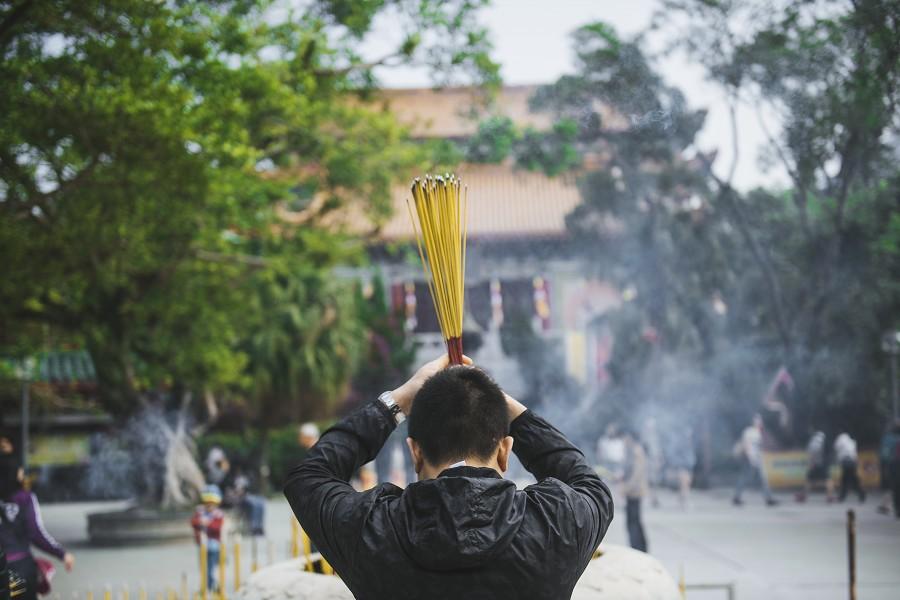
<box><xmin>378</xmin><ymin>391</ymin><xmax>406</xmax><ymax>425</ymax></box>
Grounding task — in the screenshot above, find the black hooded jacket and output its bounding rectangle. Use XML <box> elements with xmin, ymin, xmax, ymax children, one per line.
<box><xmin>284</xmin><ymin>400</ymin><xmax>613</xmax><ymax>600</ymax></box>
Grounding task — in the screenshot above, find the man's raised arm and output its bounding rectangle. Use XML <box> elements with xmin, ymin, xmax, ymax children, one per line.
<box><xmin>507</xmin><ymin>394</ymin><xmax>614</xmax><ymax>556</ymax></box>
<box><xmin>283</xmin><ymin>355</ymin><xmax>462</xmax><ymax>563</ymax></box>
<box><xmin>283</xmin><ymin>399</ymin><xmax>396</xmax><ymax>562</ymax></box>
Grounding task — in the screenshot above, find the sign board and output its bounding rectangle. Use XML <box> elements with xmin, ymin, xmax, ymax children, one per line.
<box><xmin>28</xmin><ymin>434</ymin><xmax>90</xmax><ymax>466</ymax></box>
<box><xmin>762</xmin><ymin>450</ymin><xmax>881</xmax><ymax>489</ymax></box>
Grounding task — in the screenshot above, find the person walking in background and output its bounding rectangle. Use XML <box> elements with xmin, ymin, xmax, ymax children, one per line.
<box><xmin>207</xmin><ymin>450</ymin><xmax>267</xmax><ymax>537</ymax></box>
<box><xmin>621</xmin><ymin>428</ymin><xmax>649</xmax><ymax>552</ymax></box>
<box><xmin>797</xmin><ymin>430</ymin><xmax>834</xmax><ymax>503</ymax></box>
<box><xmin>0</xmin><ymin>458</ymin><xmax>75</xmax><ymax>600</ymax></box>
<box><xmin>877</xmin><ymin>420</ymin><xmax>900</xmax><ymax>517</ymax></box>
<box><xmin>596</xmin><ymin>422</ymin><xmax>626</xmax><ymax>481</ymax></box>
<box><xmin>733</xmin><ymin>414</ymin><xmax>778</xmax><ymax>507</ymax></box>
<box><xmin>835</xmin><ymin>432</ymin><xmax>866</xmax><ymax>503</ymax></box>
<box><xmin>191</xmin><ymin>485</ymin><xmax>225</xmax><ymax>592</ymax></box>
<box><xmin>642</xmin><ymin>417</ymin><xmax>663</xmax><ymax>508</ymax></box>
<box><xmin>666</xmin><ymin>427</ymin><xmax>696</xmax><ymax>510</ymax></box>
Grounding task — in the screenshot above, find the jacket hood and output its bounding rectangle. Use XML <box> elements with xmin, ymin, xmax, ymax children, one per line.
<box><xmin>396</xmin><ymin>466</ymin><xmax>526</xmax><ymax>571</ymax></box>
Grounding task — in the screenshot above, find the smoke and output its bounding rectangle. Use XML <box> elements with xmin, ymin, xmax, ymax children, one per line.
<box><xmin>84</xmin><ymin>405</ymin><xmax>191</xmax><ymax>503</ymax></box>
<box><xmin>629</xmin><ymin>109</ymin><xmax>673</xmax><ymax>131</ymax></box>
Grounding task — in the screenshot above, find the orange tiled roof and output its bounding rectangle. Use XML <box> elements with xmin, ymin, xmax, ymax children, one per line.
<box><xmin>373</xmin><ymin>85</ymin><xmax>627</xmax><ymax>138</ymax></box>
<box><xmin>377</xmin><ymin>163</ymin><xmax>581</xmax><ymax>241</ymax></box>
<box><xmin>372</xmin><ymin>85</ymin><xmax>551</xmax><ymax>138</ymax></box>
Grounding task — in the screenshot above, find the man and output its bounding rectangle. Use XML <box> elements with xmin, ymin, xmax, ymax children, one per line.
<box><xmin>620</xmin><ymin>428</ymin><xmax>649</xmax><ymax>552</ymax></box>
<box><xmin>834</xmin><ymin>432</ymin><xmax>865</xmax><ymax>503</ymax></box>
<box><xmin>285</xmin><ymin>356</ymin><xmax>613</xmax><ymax>600</ymax></box>
<box><xmin>797</xmin><ymin>430</ymin><xmax>834</xmax><ymax>503</ymax></box>
<box><xmin>733</xmin><ymin>414</ymin><xmax>778</xmax><ymax>507</ymax></box>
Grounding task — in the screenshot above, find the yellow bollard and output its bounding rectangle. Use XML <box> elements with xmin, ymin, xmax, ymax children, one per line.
<box><xmin>199</xmin><ymin>535</ymin><xmax>208</xmax><ymax>600</ymax></box>
<box><xmin>290</xmin><ymin>517</ymin><xmax>299</xmax><ymax>558</ymax></box>
<box><xmin>122</xmin><ymin>587</ymin><xmax>129</xmax><ymax>600</ymax></box>
<box><xmin>104</xmin><ymin>587</ymin><xmax>112</xmax><ymax>600</ymax></box>
<box><xmin>87</xmin><ymin>592</ymin><xmax>94</xmax><ymax>600</ymax></box>
<box><xmin>167</xmin><ymin>590</ymin><xmax>175</xmax><ymax>600</ymax></box>
<box><xmin>138</xmin><ymin>586</ymin><xmax>147</xmax><ymax>600</ymax></box>
<box><xmin>218</xmin><ymin>542</ymin><xmax>227</xmax><ymax>600</ymax></box>
<box><xmin>321</xmin><ymin>557</ymin><xmax>334</xmax><ymax>576</ymax></box>
<box><xmin>234</xmin><ymin>538</ymin><xmax>242</xmax><ymax>590</ymax></box>
<box><xmin>181</xmin><ymin>573</ymin><xmax>188</xmax><ymax>600</ymax></box>
<box><xmin>301</xmin><ymin>529</ymin><xmax>313</xmax><ymax>572</ymax></box>
<box><xmin>251</xmin><ymin>536</ymin><xmax>258</xmax><ymax>573</ymax></box>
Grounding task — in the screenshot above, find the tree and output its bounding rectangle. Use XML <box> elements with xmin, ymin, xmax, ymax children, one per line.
<box><xmin>0</xmin><ymin>0</ymin><xmax>496</xmax><ymax>505</ymax></box>
<box><xmin>525</xmin><ymin>6</ymin><xmax>900</xmax><ymax>451</ymax></box>
<box><xmin>655</xmin><ymin>0</ymin><xmax>900</xmax><ymax>440</ymax></box>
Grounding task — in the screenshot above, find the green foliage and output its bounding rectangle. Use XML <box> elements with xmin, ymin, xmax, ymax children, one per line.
<box><xmin>465</xmin><ymin>116</ymin><xmax>519</xmax><ymax>163</ymax></box>
<box><xmin>534</xmin><ymin>7</ymin><xmax>900</xmax><ymax>444</ymax></box>
<box><xmin>515</xmin><ymin>120</ymin><xmax>581</xmax><ymax>176</ymax></box>
<box><xmin>350</xmin><ymin>277</ymin><xmax>418</xmax><ymax>399</ymax></box>
<box><xmin>0</xmin><ymin>0</ymin><xmax>497</xmax><ymax>419</ymax></box>
<box><xmin>197</xmin><ymin>421</ymin><xmax>330</xmax><ymax>491</ymax></box>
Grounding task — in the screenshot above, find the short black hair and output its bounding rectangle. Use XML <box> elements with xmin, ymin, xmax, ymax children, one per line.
<box><xmin>407</xmin><ymin>366</ymin><xmax>508</xmax><ymax>465</ymax></box>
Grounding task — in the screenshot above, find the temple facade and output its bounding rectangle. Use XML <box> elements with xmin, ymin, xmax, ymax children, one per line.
<box><xmin>366</xmin><ymin>86</ymin><xmax>622</xmax><ymax>398</ymax></box>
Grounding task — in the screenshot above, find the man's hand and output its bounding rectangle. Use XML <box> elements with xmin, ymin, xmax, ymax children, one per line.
<box><xmin>392</xmin><ymin>354</ymin><xmax>472</xmax><ymax>414</ymax></box>
<box><xmin>63</xmin><ymin>552</ymin><xmax>75</xmax><ymax>572</ymax></box>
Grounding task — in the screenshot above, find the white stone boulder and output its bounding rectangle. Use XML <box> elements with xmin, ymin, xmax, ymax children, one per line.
<box><xmin>238</xmin><ymin>545</ymin><xmax>680</xmax><ymax>600</ymax></box>
<box><xmin>573</xmin><ymin>546</ymin><xmax>680</xmax><ymax>600</ymax></box>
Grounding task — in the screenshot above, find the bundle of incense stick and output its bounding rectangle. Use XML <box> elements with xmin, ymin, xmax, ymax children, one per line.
<box><xmin>407</xmin><ymin>174</ymin><xmax>469</xmax><ymax>365</ymax></box>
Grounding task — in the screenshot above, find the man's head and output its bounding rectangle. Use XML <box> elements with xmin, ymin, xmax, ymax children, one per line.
<box><xmin>298</xmin><ymin>423</ymin><xmax>320</xmax><ymax>449</ymax></box>
<box><xmin>406</xmin><ymin>366</ymin><xmax>512</xmax><ymax>479</ymax></box>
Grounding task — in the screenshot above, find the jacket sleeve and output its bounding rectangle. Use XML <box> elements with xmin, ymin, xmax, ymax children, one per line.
<box><xmin>283</xmin><ymin>400</ymin><xmax>396</xmax><ymax>565</ymax></box>
<box><xmin>23</xmin><ymin>493</ymin><xmax>66</xmax><ymax>560</ymax></box>
<box><xmin>511</xmin><ymin>410</ymin><xmax>613</xmax><ymax>557</ymax></box>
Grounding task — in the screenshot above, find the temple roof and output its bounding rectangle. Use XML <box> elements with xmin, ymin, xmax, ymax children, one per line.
<box><xmin>377</xmin><ymin>163</ymin><xmax>581</xmax><ymax>241</ymax></box>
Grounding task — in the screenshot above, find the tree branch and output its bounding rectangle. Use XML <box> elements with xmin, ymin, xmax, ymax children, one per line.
<box><xmin>313</xmin><ymin>50</ymin><xmax>406</xmax><ymax>77</ymax></box>
<box><xmin>700</xmin><ymin>154</ymin><xmax>793</xmax><ymax>352</ymax></box>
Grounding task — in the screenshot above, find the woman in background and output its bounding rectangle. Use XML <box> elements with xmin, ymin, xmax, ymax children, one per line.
<box><xmin>0</xmin><ymin>457</ymin><xmax>74</xmax><ymax>600</ymax></box>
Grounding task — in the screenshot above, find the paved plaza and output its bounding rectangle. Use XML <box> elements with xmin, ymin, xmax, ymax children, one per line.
<box><xmin>38</xmin><ymin>489</ymin><xmax>900</xmax><ymax>600</ymax></box>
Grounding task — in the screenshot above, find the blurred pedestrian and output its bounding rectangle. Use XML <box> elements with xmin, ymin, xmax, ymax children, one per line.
<box><xmin>834</xmin><ymin>432</ymin><xmax>865</xmax><ymax>503</ymax></box>
<box><xmin>877</xmin><ymin>420</ymin><xmax>900</xmax><ymax>517</ymax></box>
<box><xmin>642</xmin><ymin>417</ymin><xmax>663</xmax><ymax>508</ymax></box>
<box><xmin>733</xmin><ymin>414</ymin><xmax>777</xmax><ymax>507</ymax></box>
<box><xmin>298</xmin><ymin>423</ymin><xmax>320</xmax><ymax>450</ymax></box>
<box><xmin>205</xmin><ymin>447</ymin><xmax>266</xmax><ymax>536</ymax></box>
<box><xmin>191</xmin><ymin>485</ymin><xmax>225</xmax><ymax>592</ymax></box>
<box><xmin>666</xmin><ymin>428</ymin><xmax>696</xmax><ymax>510</ymax></box>
<box><xmin>797</xmin><ymin>430</ymin><xmax>834</xmax><ymax>503</ymax></box>
<box><xmin>0</xmin><ymin>457</ymin><xmax>74</xmax><ymax>600</ymax></box>
<box><xmin>596</xmin><ymin>422</ymin><xmax>625</xmax><ymax>480</ymax></box>
<box><xmin>621</xmin><ymin>428</ymin><xmax>649</xmax><ymax>552</ymax></box>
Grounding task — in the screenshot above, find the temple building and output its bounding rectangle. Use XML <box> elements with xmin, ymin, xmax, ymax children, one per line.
<box><xmin>365</xmin><ymin>86</ymin><xmax>622</xmax><ymax>398</ymax></box>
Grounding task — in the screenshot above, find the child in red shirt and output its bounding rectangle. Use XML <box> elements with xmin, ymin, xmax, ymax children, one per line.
<box><xmin>191</xmin><ymin>485</ymin><xmax>224</xmax><ymax>592</ymax></box>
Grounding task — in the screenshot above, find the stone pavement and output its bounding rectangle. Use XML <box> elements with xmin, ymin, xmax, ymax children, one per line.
<box><xmin>36</xmin><ymin>489</ymin><xmax>900</xmax><ymax>599</ymax></box>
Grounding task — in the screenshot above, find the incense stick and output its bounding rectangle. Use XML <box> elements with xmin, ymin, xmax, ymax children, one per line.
<box><xmin>407</xmin><ymin>174</ymin><xmax>468</xmax><ymax>364</ymax></box>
